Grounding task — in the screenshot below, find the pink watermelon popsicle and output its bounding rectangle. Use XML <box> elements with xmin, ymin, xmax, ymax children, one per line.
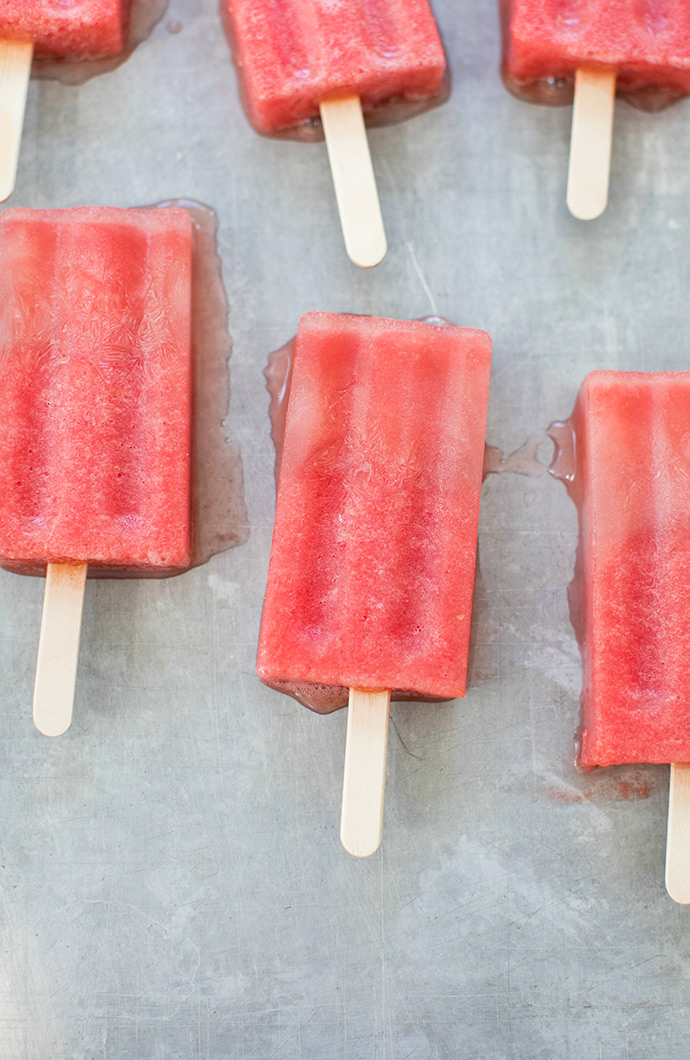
<box><xmin>222</xmin><ymin>0</ymin><xmax>447</xmax><ymax>267</ymax></box>
<box><xmin>0</xmin><ymin>206</ymin><xmax>192</xmax><ymax>735</ymax></box>
<box><xmin>501</xmin><ymin>0</ymin><xmax>690</xmax><ymax>218</ymax></box>
<box><xmin>569</xmin><ymin>371</ymin><xmax>690</xmax><ymax>769</ymax></box>
<box><xmin>502</xmin><ymin>0</ymin><xmax>690</xmax><ymax>106</ymax></box>
<box><xmin>222</xmin><ymin>0</ymin><xmax>446</xmax><ymax>135</ymax></box>
<box><xmin>0</xmin><ymin>1</ymin><xmax>127</xmax><ymax>60</ymax></box>
<box><xmin>0</xmin><ymin>2</ymin><xmax>129</xmax><ymax>202</ymax></box>
<box><xmin>258</xmin><ymin>312</ymin><xmax>491</xmax><ymax>854</ymax></box>
<box><xmin>563</xmin><ymin>371</ymin><xmax>690</xmax><ymax>903</ymax></box>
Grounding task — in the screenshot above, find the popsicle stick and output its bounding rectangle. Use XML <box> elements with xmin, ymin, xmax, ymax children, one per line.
<box><xmin>33</xmin><ymin>561</ymin><xmax>87</xmax><ymax>737</ymax></box>
<box><xmin>340</xmin><ymin>688</ymin><xmax>391</xmax><ymax>857</ymax></box>
<box><xmin>666</xmin><ymin>763</ymin><xmax>690</xmax><ymax>903</ymax></box>
<box><xmin>319</xmin><ymin>95</ymin><xmax>387</xmax><ymax>269</ymax></box>
<box><xmin>0</xmin><ymin>39</ymin><xmax>33</xmax><ymax>203</ymax></box>
<box><xmin>567</xmin><ymin>67</ymin><xmax>616</xmax><ymax>221</ymax></box>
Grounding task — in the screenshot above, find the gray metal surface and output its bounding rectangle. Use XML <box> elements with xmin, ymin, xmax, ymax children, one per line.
<box><xmin>3</xmin><ymin>0</ymin><xmax>690</xmax><ymax>1057</ymax></box>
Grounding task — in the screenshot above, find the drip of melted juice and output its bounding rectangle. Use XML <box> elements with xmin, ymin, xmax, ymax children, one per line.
<box><xmin>32</xmin><ymin>0</ymin><xmax>169</xmax><ymax>85</ymax></box>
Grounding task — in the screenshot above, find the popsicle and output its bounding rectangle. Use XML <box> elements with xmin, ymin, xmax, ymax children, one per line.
<box><xmin>501</xmin><ymin>0</ymin><xmax>690</xmax><ymax>218</ymax></box>
<box><xmin>0</xmin><ymin>205</ymin><xmax>192</xmax><ymax>736</ymax></box>
<box><xmin>0</xmin><ymin>1</ymin><xmax>128</xmax><ymax>201</ymax></box>
<box><xmin>558</xmin><ymin>371</ymin><xmax>690</xmax><ymax>902</ymax></box>
<box><xmin>258</xmin><ymin>312</ymin><xmax>491</xmax><ymax>855</ymax></box>
<box><xmin>222</xmin><ymin>0</ymin><xmax>447</xmax><ymax>267</ymax></box>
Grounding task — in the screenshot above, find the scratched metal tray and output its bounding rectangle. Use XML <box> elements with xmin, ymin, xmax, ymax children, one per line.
<box><xmin>2</xmin><ymin>1</ymin><xmax>690</xmax><ymax>1057</ymax></box>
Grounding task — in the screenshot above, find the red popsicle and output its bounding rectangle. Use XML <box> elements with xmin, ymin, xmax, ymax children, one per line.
<box><xmin>258</xmin><ymin>312</ymin><xmax>491</xmax><ymax>854</ymax></box>
<box><xmin>0</xmin><ymin>206</ymin><xmax>192</xmax><ymax>735</ymax></box>
<box><xmin>0</xmin><ymin>1</ymin><xmax>129</xmax><ymax>201</ymax></box>
<box><xmin>501</xmin><ymin>0</ymin><xmax>690</xmax><ymax>217</ymax></box>
<box><xmin>562</xmin><ymin>371</ymin><xmax>690</xmax><ymax>902</ymax></box>
<box><xmin>222</xmin><ymin>0</ymin><xmax>447</xmax><ymax>267</ymax></box>
<box><xmin>0</xmin><ymin>1</ymin><xmax>127</xmax><ymax>59</ymax></box>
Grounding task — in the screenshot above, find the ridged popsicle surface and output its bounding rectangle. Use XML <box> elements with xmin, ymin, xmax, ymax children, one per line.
<box><xmin>224</xmin><ymin>0</ymin><xmax>446</xmax><ymax>133</ymax></box>
<box><xmin>574</xmin><ymin>372</ymin><xmax>690</xmax><ymax>767</ymax></box>
<box><xmin>0</xmin><ymin>206</ymin><xmax>192</xmax><ymax>572</ymax></box>
<box><xmin>258</xmin><ymin>313</ymin><xmax>491</xmax><ymax>702</ymax></box>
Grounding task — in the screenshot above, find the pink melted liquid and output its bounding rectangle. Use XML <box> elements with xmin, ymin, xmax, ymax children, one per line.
<box><xmin>2</xmin><ymin>199</ymin><xmax>248</xmax><ymax>581</ymax></box>
<box><xmin>159</xmin><ymin>199</ymin><xmax>248</xmax><ymax>573</ymax></box>
<box><xmin>32</xmin><ymin>0</ymin><xmax>168</xmax><ymax>85</ymax></box>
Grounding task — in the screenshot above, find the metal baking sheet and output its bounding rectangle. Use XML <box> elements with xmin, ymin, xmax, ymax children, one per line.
<box><xmin>3</xmin><ymin>0</ymin><xmax>690</xmax><ymax>1056</ymax></box>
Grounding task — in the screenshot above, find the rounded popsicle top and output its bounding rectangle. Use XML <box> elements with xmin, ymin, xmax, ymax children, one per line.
<box><xmin>0</xmin><ymin>0</ymin><xmax>128</xmax><ymax>61</ymax></box>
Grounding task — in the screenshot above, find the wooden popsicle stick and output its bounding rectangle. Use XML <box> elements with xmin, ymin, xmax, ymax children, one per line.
<box><xmin>340</xmin><ymin>687</ymin><xmax>391</xmax><ymax>857</ymax></box>
<box><xmin>319</xmin><ymin>95</ymin><xmax>387</xmax><ymax>269</ymax></box>
<box><xmin>0</xmin><ymin>39</ymin><xmax>33</xmax><ymax>203</ymax></box>
<box><xmin>567</xmin><ymin>67</ymin><xmax>616</xmax><ymax>221</ymax></box>
<box><xmin>33</xmin><ymin>561</ymin><xmax>88</xmax><ymax>737</ymax></box>
<box><xmin>666</xmin><ymin>763</ymin><xmax>690</xmax><ymax>903</ymax></box>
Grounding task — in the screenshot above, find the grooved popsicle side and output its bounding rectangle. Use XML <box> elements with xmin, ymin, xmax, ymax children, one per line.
<box><xmin>0</xmin><ymin>39</ymin><xmax>33</xmax><ymax>203</ymax></box>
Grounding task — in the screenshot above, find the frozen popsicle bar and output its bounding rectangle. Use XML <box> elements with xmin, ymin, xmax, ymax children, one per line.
<box><xmin>0</xmin><ymin>205</ymin><xmax>192</xmax><ymax>574</ymax></box>
<box><xmin>567</xmin><ymin>371</ymin><xmax>690</xmax><ymax>769</ymax></box>
<box><xmin>258</xmin><ymin>312</ymin><xmax>491</xmax><ymax>705</ymax></box>
<box><xmin>0</xmin><ymin>1</ymin><xmax>127</xmax><ymax>60</ymax></box>
<box><xmin>223</xmin><ymin>0</ymin><xmax>446</xmax><ymax>135</ymax></box>
<box><xmin>0</xmin><ymin>2</ymin><xmax>129</xmax><ymax>202</ymax></box>
<box><xmin>0</xmin><ymin>205</ymin><xmax>192</xmax><ymax>736</ymax></box>
<box><xmin>259</xmin><ymin>312</ymin><xmax>490</xmax><ymax>854</ymax></box>
<box><xmin>502</xmin><ymin>1</ymin><xmax>690</xmax><ymax>217</ymax></box>
<box><xmin>222</xmin><ymin>0</ymin><xmax>446</xmax><ymax>267</ymax></box>
<box><xmin>502</xmin><ymin>0</ymin><xmax>690</xmax><ymax>107</ymax></box>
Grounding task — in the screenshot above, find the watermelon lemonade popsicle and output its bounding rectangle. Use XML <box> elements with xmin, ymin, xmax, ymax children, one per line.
<box><xmin>554</xmin><ymin>371</ymin><xmax>690</xmax><ymax>902</ymax></box>
<box><xmin>502</xmin><ymin>1</ymin><xmax>690</xmax><ymax>217</ymax></box>
<box><xmin>222</xmin><ymin>0</ymin><xmax>447</xmax><ymax>267</ymax></box>
<box><xmin>0</xmin><ymin>1</ymin><xmax>129</xmax><ymax>201</ymax></box>
<box><xmin>258</xmin><ymin>313</ymin><xmax>491</xmax><ymax>855</ymax></box>
<box><xmin>0</xmin><ymin>206</ymin><xmax>192</xmax><ymax>736</ymax></box>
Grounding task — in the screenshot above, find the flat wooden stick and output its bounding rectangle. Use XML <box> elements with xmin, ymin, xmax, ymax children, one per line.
<box><xmin>0</xmin><ymin>39</ymin><xmax>33</xmax><ymax>203</ymax></box>
<box><xmin>340</xmin><ymin>688</ymin><xmax>391</xmax><ymax>857</ymax></box>
<box><xmin>567</xmin><ymin>67</ymin><xmax>616</xmax><ymax>221</ymax></box>
<box><xmin>666</xmin><ymin>763</ymin><xmax>690</xmax><ymax>903</ymax></box>
<box><xmin>319</xmin><ymin>95</ymin><xmax>387</xmax><ymax>269</ymax></box>
<box><xmin>33</xmin><ymin>561</ymin><xmax>88</xmax><ymax>737</ymax></box>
